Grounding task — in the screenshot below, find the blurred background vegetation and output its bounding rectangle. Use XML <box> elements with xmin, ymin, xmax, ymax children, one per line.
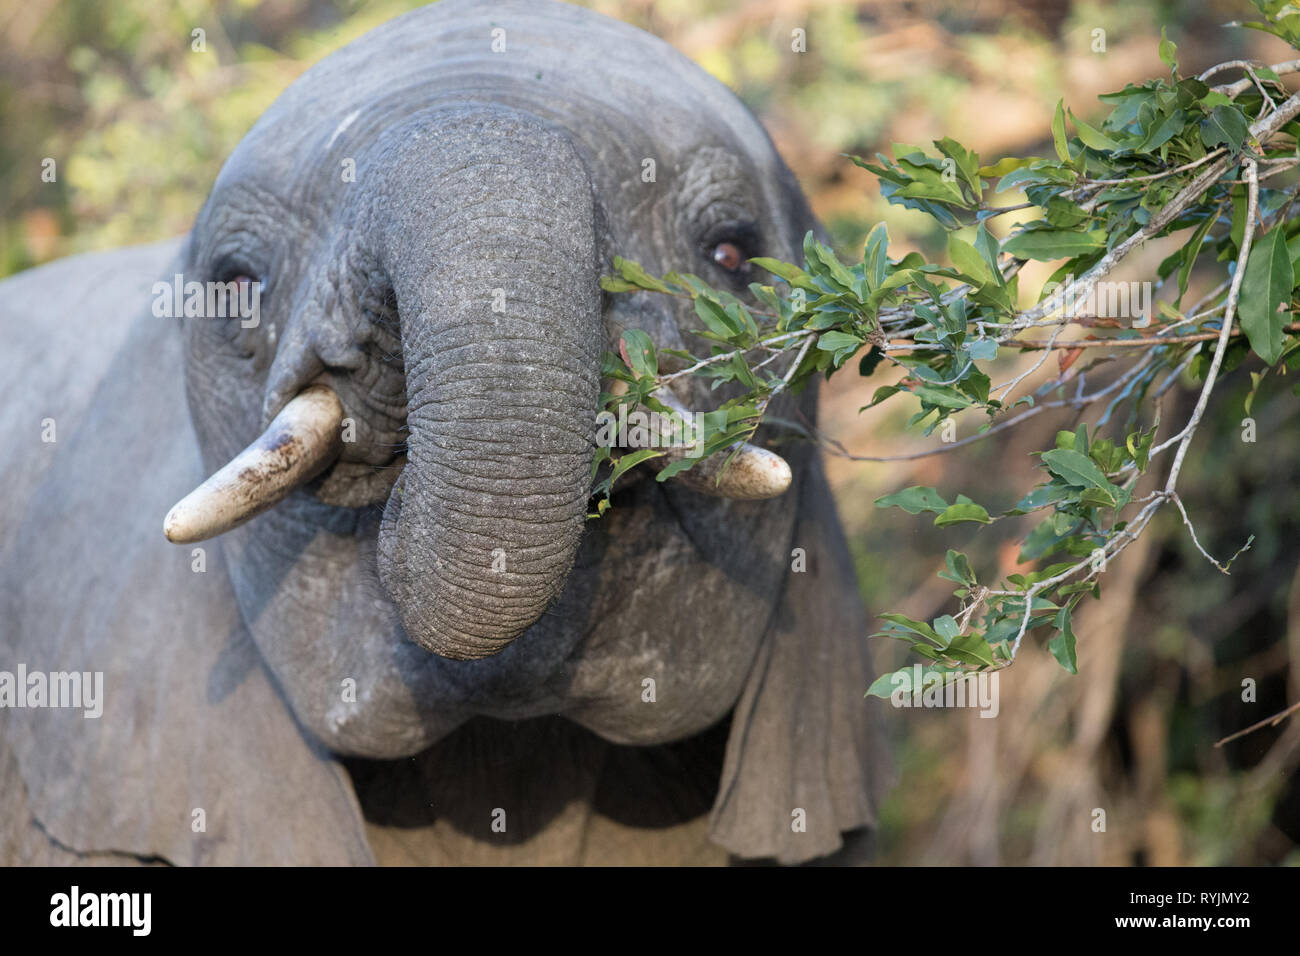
<box><xmin>3</xmin><ymin>0</ymin><xmax>1298</xmax><ymax>864</ymax></box>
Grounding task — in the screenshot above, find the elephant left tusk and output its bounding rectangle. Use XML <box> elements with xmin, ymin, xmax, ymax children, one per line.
<box><xmin>622</xmin><ymin>388</ymin><xmax>792</xmax><ymax>500</ymax></box>
<box><xmin>163</xmin><ymin>385</ymin><xmax>344</xmax><ymax>543</ymax></box>
<box><xmin>646</xmin><ymin>439</ymin><xmax>792</xmax><ymax>500</ymax></box>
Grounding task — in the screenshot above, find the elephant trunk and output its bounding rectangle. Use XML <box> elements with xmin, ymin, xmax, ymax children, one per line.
<box><xmin>375</xmin><ymin>109</ymin><xmax>602</xmax><ymax>661</ymax></box>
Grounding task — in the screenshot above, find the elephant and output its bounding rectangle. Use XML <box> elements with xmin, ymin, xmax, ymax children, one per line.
<box><xmin>0</xmin><ymin>0</ymin><xmax>891</xmax><ymax>865</ymax></box>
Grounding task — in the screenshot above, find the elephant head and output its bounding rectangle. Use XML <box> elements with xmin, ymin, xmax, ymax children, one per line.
<box><xmin>152</xmin><ymin>0</ymin><xmax>883</xmax><ymax>861</ymax></box>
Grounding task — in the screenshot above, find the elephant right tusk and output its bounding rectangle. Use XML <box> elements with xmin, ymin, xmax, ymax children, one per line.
<box><xmin>163</xmin><ymin>385</ymin><xmax>345</xmax><ymax>543</ymax></box>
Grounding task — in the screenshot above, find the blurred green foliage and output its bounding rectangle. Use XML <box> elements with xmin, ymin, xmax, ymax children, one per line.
<box><xmin>2</xmin><ymin>0</ymin><xmax>1242</xmax><ymax>273</ymax></box>
<box><xmin>0</xmin><ymin>0</ymin><xmax>426</xmax><ymax>274</ymax></box>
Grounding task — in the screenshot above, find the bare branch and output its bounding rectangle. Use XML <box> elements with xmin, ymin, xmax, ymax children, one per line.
<box><xmin>1007</xmin><ymin>322</ymin><xmax>1300</xmax><ymax>350</ymax></box>
<box><xmin>1164</xmin><ymin>157</ymin><xmax>1260</xmax><ymax>493</ymax></box>
<box><xmin>1169</xmin><ymin>491</ymin><xmax>1254</xmax><ymax>574</ymax></box>
<box><xmin>1215</xmin><ymin>700</ymin><xmax>1300</xmax><ymax>747</ymax></box>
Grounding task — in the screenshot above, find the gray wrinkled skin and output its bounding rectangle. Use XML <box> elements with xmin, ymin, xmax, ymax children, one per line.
<box><xmin>0</xmin><ymin>0</ymin><xmax>890</xmax><ymax>865</ymax></box>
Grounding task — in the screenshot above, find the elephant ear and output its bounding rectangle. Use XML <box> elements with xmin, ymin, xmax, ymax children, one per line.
<box><xmin>0</xmin><ymin>244</ymin><xmax>373</xmax><ymax>865</ymax></box>
<box><xmin>709</xmin><ymin>456</ymin><xmax>894</xmax><ymax>864</ymax></box>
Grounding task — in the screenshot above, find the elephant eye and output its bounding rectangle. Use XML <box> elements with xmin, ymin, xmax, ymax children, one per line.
<box><xmin>207</xmin><ymin>269</ymin><xmax>264</xmax><ymax>358</ymax></box>
<box><xmin>711</xmin><ymin>241</ymin><xmax>749</xmax><ymax>275</ymax></box>
<box><xmin>700</xmin><ymin>221</ymin><xmax>760</xmax><ymax>283</ymax></box>
<box><xmin>216</xmin><ymin>271</ymin><xmax>262</xmax><ymax>311</ymax></box>
<box><xmin>223</xmin><ymin>273</ymin><xmax>257</xmax><ymax>295</ymax></box>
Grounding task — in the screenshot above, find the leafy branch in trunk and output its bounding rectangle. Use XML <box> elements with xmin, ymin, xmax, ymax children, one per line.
<box><xmin>599</xmin><ymin>2</ymin><xmax>1300</xmax><ymax>709</ymax></box>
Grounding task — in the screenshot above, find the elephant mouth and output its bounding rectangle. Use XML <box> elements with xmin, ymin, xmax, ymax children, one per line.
<box><xmin>162</xmin><ymin>379</ymin><xmax>793</xmax><ymax>543</ymax></box>
<box><xmin>162</xmin><ymin>375</ymin><xmax>792</xmax><ymax>640</ymax></box>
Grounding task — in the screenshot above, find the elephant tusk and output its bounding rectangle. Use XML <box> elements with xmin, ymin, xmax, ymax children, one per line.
<box><xmin>647</xmin><ymin>439</ymin><xmax>792</xmax><ymax>500</ymax></box>
<box><xmin>163</xmin><ymin>385</ymin><xmax>345</xmax><ymax>543</ymax></box>
<box><xmin>627</xmin><ymin>388</ymin><xmax>792</xmax><ymax>500</ymax></box>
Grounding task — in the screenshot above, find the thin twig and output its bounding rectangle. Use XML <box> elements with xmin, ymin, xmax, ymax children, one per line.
<box><xmin>816</xmin><ymin>352</ymin><xmax>1155</xmax><ymax>463</ymax></box>
<box><xmin>1215</xmin><ymin>700</ymin><xmax>1300</xmax><ymax>747</ymax></box>
<box><xmin>1008</xmin><ymin>322</ymin><xmax>1300</xmax><ymax>350</ymax></box>
<box><xmin>995</xmin><ymin>323</ymin><xmax>1064</xmax><ymax>398</ymax></box>
<box><xmin>1168</xmin><ymin>491</ymin><xmax>1253</xmax><ymax>574</ymax></box>
<box><xmin>656</xmin><ymin>329</ymin><xmax>812</xmax><ymax>385</ymax></box>
<box><xmin>1163</xmin><ymin>157</ymin><xmax>1260</xmax><ymax>494</ymax></box>
<box><xmin>1209</xmin><ymin>56</ymin><xmax>1300</xmax><ymax>97</ymax></box>
<box><xmin>1071</xmin><ymin>149</ymin><xmax>1225</xmax><ymax>188</ymax></box>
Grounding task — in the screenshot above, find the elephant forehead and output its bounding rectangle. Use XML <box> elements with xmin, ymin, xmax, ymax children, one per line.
<box><xmin>224</xmin><ymin>0</ymin><xmax>775</xmax><ymax>180</ymax></box>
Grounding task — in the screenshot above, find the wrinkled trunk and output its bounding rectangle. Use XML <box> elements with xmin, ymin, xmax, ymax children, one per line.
<box><xmin>375</xmin><ymin>108</ymin><xmax>602</xmax><ymax>660</ymax></box>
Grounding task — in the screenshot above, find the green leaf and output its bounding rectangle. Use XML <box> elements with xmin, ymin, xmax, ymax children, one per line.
<box><xmin>608</xmin><ymin>448</ymin><xmax>663</xmax><ymax>487</ymax></box>
<box><xmin>1019</xmin><ymin>516</ymin><xmax>1077</xmax><ymax>563</ymax></box>
<box><xmin>1002</xmin><ymin>228</ymin><xmax>1106</xmax><ymax>261</ymax></box>
<box><xmin>1126</xmin><ymin>426</ymin><xmax>1156</xmax><ymax>472</ymax></box>
<box><xmin>724</xmin><ymin>353</ymin><xmax>758</xmax><ymax>389</ymax></box>
<box><xmin>817</xmin><ymin>330</ymin><xmax>864</xmax><ymax>352</ymax></box>
<box><xmin>875</xmin><ymin>485</ymin><xmax>949</xmax><ymax>514</ymax></box>
<box><xmin>1231</xmin><ymin>185</ymin><xmax>1247</xmax><ymax>252</ymax></box>
<box><xmin>973</xmin><ymin>225</ymin><xmax>1005</xmax><ymax>285</ymax></box>
<box><xmin>866</xmin><ymin>669</ymin><xmax>908</xmax><ymax>699</ymax></box>
<box><xmin>1245</xmin><ymin>370</ymin><xmax>1265</xmax><ymax>415</ymax></box>
<box><xmin>866</xmin><ymin>666</ymin><xmax>947</xmax><ymax>698</ymax></box>
<box><xmin>948</xmin><ymin>234</ymin><xmax>994</xmax><ymax>286</ymax></box>
<box><xmin>804</xmin><ymin>233</ymin><xmax>859</xmax><ymax>289</ymax></box>
<box><xmin>933</xmin><ymin>615</ymin><xmax>960</xmax><ymax>646</ymax></box>
<box><xmin>909</xmin><ymin>383</ymin><xmax>975</xmax><ymax>409</ymax></box>
<box><xmin>749</xmin><ymin>257</ymin><xmax>819</xmax><ymax>291</ymax></box>
<box><xmin>693</xmin><ymin>296</ymin><xmax>742</xmax><ymax>338</ymax></box>
<box><xmin>1052</xmin><ymin>99</ymin><xmax>1070</xmax><ymax>163</ymax></box>
<box><xmin>940</xmin><ymin>549</ymin><xmax>977</xmax><ymax>586</ymax></box>
<box><xmin>934</xmin><ymin>497</ymin><xmax>993</xmax><ymax>527</ymax></box>
<box><xmin>1069</xmin><ymin>109</ymin><xmax>1122</xmax><ymax>151</ymax></box>
<box><xmin>876</xmin><ymin>613</ymin><xmax>945</xmax><ymax>647</ymax></box>
<box><xmin>894</xmin><ymin>156</ymin><xmax>970</xmax><ymax>206</ymax></box>
<box><xmin>1049</xmin><ymin>606</ymin><xmax>1079</xmax><ymax>674</ymax></box>
<box><xmin>863</xmin><ymin>222</ymin><xmax>890</xmax><ymax>290</ymax></box>
<box><xmin>600</xmin><ymin>276</ymin><xmax>640</xmax><ymax>293</ymax></box>
<box><xmin>1005</xmin><ymin>481</ymin><xmax>1072</xmax><ymax>515</ymax></box>
<box><xmin>1158</xmin><ymin>26</ymin><xmax>1177</xmax><ymax>72</ymax></box>
<box><xmin>946</xmin><ymin>632</ymin><xmax>997</xmax><ymax>667</ymax></box>
<box><xmin>611</xmin><ymin>257</ymin><xmax>672</xmax><ymax>293</ymax></box>
<box><xmin>1044</xmin><ymin>196</ymin><xmax>1088</xmax><ymax>228</ymax></box>
<box><xmin>1040</xmin><ymin>448</ymin><xmax>1122</xmax><ymax>505</ymax></box>
<box><xmin>979</xmin><ymin>156</ymin><xmax>1035</xmax><ymax>178</ymax></box>
<box><xmin>934</xmin><ymin>136</ymin><xmax>982</xmax><ymax>195</ymax></box>
<box><xmin>867</xmin><ymin>385</ymin><xmax>900</xmax><ymax>408</ymax></box>
<box><xmin>1177</xmin><ymin>212</ymin><xmax>1217</xmax><ymax>302</ymax></box>
<box><xmin>619</xmin><ymin>329</ymin><xmax>657</xmax><ymax>379</ymax></box>
<box><xmin>654</xmin><ymin>457</ymin><xmax>696</xmax><ymax>482</ymax></box>
<box><xmin>997</xmin><ymin>162</ymin><xmax>1075</xmax><ymax>193</ymax></box>
<box><xmin>1136</xmin><ymin>107</ymin><xmax>1186</xmax><ymax>154</ymax></box>
<box><xmin>1200</xmin><ymin>105</ymin><xmax>1249</xmax><ymax>153</ymax></box>
<box><xmin>858</xmin><ymin>346</ymin><xmax>886</xmax><ymax>377</ymax></box>
<box><xmin>1238</xmin><ymin>227</ymin><xmax>1294</xmax><ymax>366</ymax></box>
